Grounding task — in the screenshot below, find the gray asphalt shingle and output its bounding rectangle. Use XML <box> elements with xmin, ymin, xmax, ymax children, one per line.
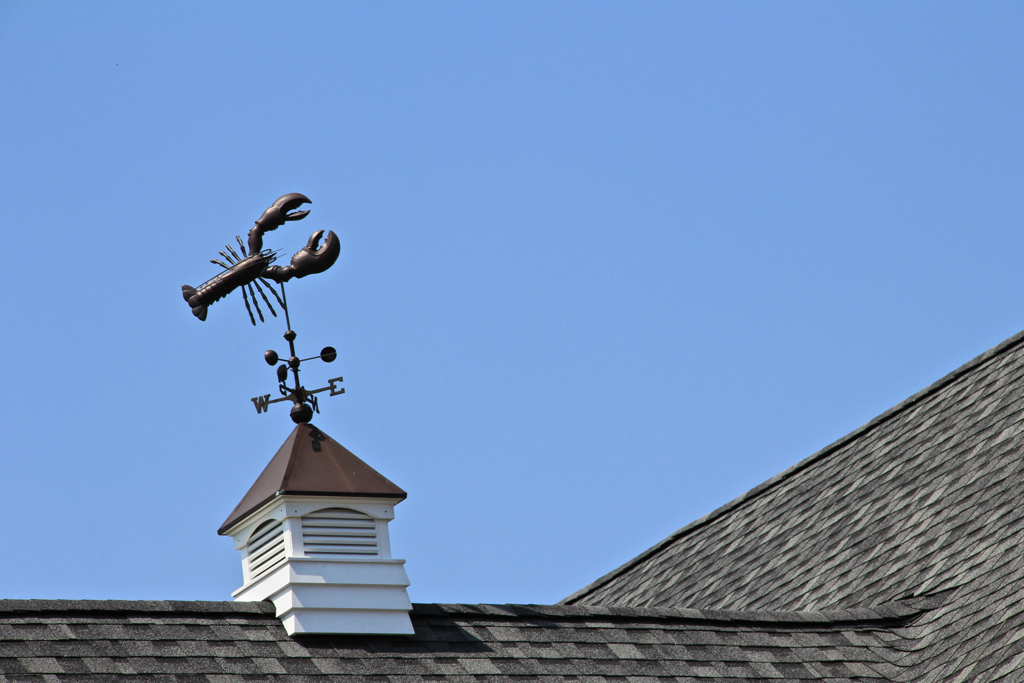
<box><xmin>0</xmin><ymin>600</ymin><xmax>914</xmax><ymax>682</ymax></box>
<box><xmin>565</xmin><ymin>330</ymin><xmax>1024</xmax><ymax>682</ymax></box>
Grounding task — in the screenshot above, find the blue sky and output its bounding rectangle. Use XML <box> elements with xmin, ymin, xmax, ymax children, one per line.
<box><xmin>1</xmin><ymin>2</ymin><xmax>1023</xmax><ymax>604</ymax></box>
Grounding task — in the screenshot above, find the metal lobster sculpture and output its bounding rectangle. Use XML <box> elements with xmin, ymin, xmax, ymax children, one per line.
<box><xmin>181</xmin><ymin>193</ymin><xmax>339</xmax><ymax>323</ymax></box>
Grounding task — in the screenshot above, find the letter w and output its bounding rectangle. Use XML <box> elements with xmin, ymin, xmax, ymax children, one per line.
<box><xmin>251</xmin><ymin>394</ymin><xmax>272</xmax><ymax>414</ymax></box>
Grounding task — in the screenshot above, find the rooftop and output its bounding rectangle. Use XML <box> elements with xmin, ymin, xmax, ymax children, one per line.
<box><xmin>565</xmin><ymin>329</ymin><xmax>1024</xmax><ymax>681</ymax></box>
<box><xmin>0</xmin><ymin>597</ymin><xmax>937</xmax><ymax>681</ymax></box>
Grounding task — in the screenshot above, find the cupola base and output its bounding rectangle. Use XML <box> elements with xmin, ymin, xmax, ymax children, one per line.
<box><xmin>233</xmin><ymin>557</ymin><xmax>414</xmax><ymax>635</ymax></box>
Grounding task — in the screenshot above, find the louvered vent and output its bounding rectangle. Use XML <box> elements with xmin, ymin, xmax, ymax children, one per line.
<box><xmin>246</xmin><ymin>519</ymin><xmax>286</xmax><ymax>580</ymax></box>
<box><xmin>302</xmin><ymin>508</ymin><xmax>378</xmax><ymax>557</ymax></box>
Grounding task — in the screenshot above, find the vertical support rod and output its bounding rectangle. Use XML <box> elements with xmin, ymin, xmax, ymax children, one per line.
<box><xmin>281</xmin><ymin>283</ymin><xmax>302</xmax><ymax>399</ymax></box>
<box><xmin>282</xmin><ymin>282</ymin><xmax>292</xmax><ymax>332</ymax></box>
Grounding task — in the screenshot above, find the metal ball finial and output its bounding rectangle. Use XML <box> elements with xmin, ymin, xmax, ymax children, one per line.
<box><xmin>290</xmin><ymin>403</ymin><xmax>314</xmax><ymax>424</ymax></box>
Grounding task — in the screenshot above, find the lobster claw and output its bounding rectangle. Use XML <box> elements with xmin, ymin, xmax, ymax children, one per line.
<box><xmin>256</xmin><ymin>193</ymin><xmax>311</xmax><ymax>231</ymax></box>
<box><xmin>289</xmin><ymin>230</ymin><xmax>340</xmax><ymax>278</ymax></box>
<box><xmin>248</xmin><ymin>193</ymin><xmax>311</xmax><ymax>253</ymax></box>
<box><xmin>263</xmin><ymin>230</ymin><xmax>340</xmax><ymax>283</ymax></box>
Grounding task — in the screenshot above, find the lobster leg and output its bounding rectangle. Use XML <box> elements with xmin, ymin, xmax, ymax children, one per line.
<box><xmin>240</xmin><ymin>284</ymin><xmax>257</xmax><ymax>325</ymax></box>
<box><xmin>247</xmin><ymin>283</ymin><xmax>265</xmax><ymax>323</ymax></box>
<box><xmin>253</xmin><ymin>280</ymin><xmax>277</xmax><ymax>317</ymax></box>
<box><xmin>259</xmin><ymin>278</ymin><xmax>286</xmax><ymax>310</ymax></box>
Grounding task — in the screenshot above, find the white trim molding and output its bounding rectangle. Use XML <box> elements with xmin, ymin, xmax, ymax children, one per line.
<box><xmin>224</xmin><ymin>495</ymin><xmax>413</xmax><ymax>635</ymax></box>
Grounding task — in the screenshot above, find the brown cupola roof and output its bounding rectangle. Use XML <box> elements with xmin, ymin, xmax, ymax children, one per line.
<box><xmin>218</xmin><ymin>423</ymin><xmax>406</xmax><ymax>535</ymax></box>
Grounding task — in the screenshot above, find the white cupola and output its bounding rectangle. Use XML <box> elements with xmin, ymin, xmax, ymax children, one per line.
<box><xmin>218</xmin><ymin>423</ymin><xmax>413</xmax><ymax>635</ymax></box>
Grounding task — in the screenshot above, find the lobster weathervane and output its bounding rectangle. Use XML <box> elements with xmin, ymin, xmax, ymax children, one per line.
<box><xmin>182</xmin><ymin>193</ymin><xmax>346</xmax><ymax>424</ymax></box>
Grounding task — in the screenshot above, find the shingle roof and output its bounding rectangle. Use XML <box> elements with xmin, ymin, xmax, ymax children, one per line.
<box><xmin>0</xmin><ymin>598</ymin><xmax>932</xmax><ymax>682</ymax></box>
<box><xmin>564</xmin><ymin>330</ymin><xmax>1024</xmax><ymax>681</ymax></box>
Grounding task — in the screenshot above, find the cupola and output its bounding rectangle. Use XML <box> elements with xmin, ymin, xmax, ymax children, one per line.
<box><xmin>219</xmin><ymin>423</ymin><xmax>413</xmax><ymax>635</ymax></box>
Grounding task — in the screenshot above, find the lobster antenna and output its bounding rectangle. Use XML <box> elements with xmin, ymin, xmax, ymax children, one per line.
<box><xmin>219</xmin><ymin>250</ymin><xmax>237</xmax><ymax>264</ymax></box>
<box><xmin>225</xmin><ymin>244</ymin><xmax>242</xmax><ymax>262</ymax></box>
<box><xmin>235</xmin><ymin>235</ymin><xmax>248</xmax><ymax>257</ymax></box>
<box><xmin>240</xmin><ymin>285</ymin><xmax>257</xmax><ymax>325</ymax></box>
<box><xmin>248</xmin><ymin>283</ymin><xmax>266</xmax><ymax>323</ymax></box>
<box><xmin>259</xmin><ymin>278</ymin><xmax>286</xmax><ymax>311</ymax></box>
<box><xmin>253</xmin><ymin>280</ymin><xmax>277</xmax><ymax>317</ymax></box>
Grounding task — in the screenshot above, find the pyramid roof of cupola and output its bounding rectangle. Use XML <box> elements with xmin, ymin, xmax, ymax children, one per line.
<box><xmin>218</xmin><ymin>422</ymin><xmax>406</xmax><ymax>534</ymax></box>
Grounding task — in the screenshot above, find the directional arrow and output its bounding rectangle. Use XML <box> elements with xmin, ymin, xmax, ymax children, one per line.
<box><xmin>250</xmin><ymin>376</ymin><xmax>344</xmax><ymax>415</ymax></box>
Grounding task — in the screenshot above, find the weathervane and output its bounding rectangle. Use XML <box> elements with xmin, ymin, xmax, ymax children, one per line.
<box><xmin>181</xmin><ymin>192</ymin><xmax>346</xmax><ymax>424</ymax></box>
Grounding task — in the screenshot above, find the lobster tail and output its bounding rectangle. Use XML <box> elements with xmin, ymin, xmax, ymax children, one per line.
<box><xmin>182</xmin><ymin>285</ymin><xmax>208</xmax><ymax>321</ymax></box>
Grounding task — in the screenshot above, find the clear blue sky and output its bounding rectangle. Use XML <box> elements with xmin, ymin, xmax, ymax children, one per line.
<box><xmin>1</xmin><ymin>2</ymin><xmax>1022</xmax><ymax>604</ymax></box>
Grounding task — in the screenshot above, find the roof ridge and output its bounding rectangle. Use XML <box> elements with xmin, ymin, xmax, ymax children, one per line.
<box><xmin>562</xmin><ymin>328</ymin><xmax>1024</xmax><ymax>605</ymax></box>
<box><xmin>0</xmin><ymin>599</ymin><xmax>277</xmax><ymax>615</ymax></box>
<box><xmin>411</xmin><ymin>599</ymin><xmax>928</xmax><ymax>626</ymax></box>
<box><xmin>0</xmin><ymin>597</ymin><xmax>934</xmax><ymax>627</ymax></box>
